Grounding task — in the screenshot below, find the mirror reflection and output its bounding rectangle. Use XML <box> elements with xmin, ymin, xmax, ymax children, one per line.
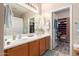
<box><xmin>4</xmin><ymin>3</ymin><xmax>50</xmax><ymax>42</ymax></box>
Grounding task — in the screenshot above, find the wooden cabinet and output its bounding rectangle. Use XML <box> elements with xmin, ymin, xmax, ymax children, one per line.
<box><xmin>4</xmin><ymin>43</ymin><xmax>29</xmax><ymax>56</ymax></box>
<box><xmin>39</xmin><ymin>38</ymin><xmax>46</xmax><ymax>55</ymax></box>
<box><xmin>73</xmin><ymin>48</ymin><xmax>79</xmax><ymax>56</ymax></box>
<box><xmin>45</xmin><ymin>36</ymin><xmax>50</xmax><ymax>51</ymax></box>
<box><xmin>29</xmin><ymin>36</ymin><xmax>50</xmax><ymax>56</ymax></box>
<box><xmin>29</xmin><ymin>40</ymin><xmax>40</xmax><ymax>56</ymax></box>
<box><xmin>4</xmin><ymin>36</ymin><xmax>50</xmax><ymax>56</ymax></box>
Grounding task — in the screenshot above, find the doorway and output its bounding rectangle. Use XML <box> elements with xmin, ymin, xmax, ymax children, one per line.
<box><xmin>50</xmin><ymin>5</ymin><xmax>72</xmax><ymax>56</ymax></box>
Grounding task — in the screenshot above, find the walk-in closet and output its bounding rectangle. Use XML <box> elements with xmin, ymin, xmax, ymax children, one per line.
<box><xmin>52</xmin><ymin>8</ymin><xmax>70</xmax><ymax>56</ymax></box>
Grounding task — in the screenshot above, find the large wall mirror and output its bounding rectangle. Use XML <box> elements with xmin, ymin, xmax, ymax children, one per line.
<box><xmin>4</xmin><ymin>3</ymin><xmax>38</xmax><ymax>41</ymax></box>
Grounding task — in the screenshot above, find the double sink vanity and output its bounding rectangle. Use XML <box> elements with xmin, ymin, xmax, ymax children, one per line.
<box><xmin>4</xmin><ymin>34</ymin><xmax>50</xmax><ymax>56</ymax></box>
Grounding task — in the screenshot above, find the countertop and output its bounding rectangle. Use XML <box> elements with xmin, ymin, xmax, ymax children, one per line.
<box><xmin>4</xmin><ymin>34</ymin><xmax>50</xmax><ymax>50</ymax></box>
<box><xmin>73</xmin><ymin>43</ymin><xmax>79</xmax><ymax>49</ymax></box>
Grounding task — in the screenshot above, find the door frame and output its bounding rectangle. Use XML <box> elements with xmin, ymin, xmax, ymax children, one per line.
<box><xmin>50</xmin><ymin>5</ymin><xmax>73</xmax><ymax>55</ymax></box>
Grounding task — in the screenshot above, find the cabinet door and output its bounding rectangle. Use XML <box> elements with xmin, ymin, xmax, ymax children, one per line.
<box><xmin>45</xmin><ymin>36</ymin><xmax>50</xmax><ymax>51</ymax></box>
<box><xmin>4</xmin><ymin>43</ymin><xmax>29</xmax><ymax>56</ymax></box>
<box><xmin>39</xmin><ymin>38</ymin><xmax>46</xmax><ymax>55</ymax></box>
<box><xmin>29</xmin><ymin>40</ymin><xmax>40</xmax><ymax>56</ymax></box>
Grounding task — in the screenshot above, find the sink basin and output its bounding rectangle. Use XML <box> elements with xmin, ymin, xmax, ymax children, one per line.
<box><xmin>21</xmin><ymin>34</ymin><xmax>37</xmax><ymax>39</ymax></box>
<box><xmin>4</xmin><ymin>41</ymin><xmax>13</xmax><ymax>46</ymax></box>
<box><xmin>27</xmin><ymin>34</ymin><xmax>35</xmax><ymax>37</ymax></box>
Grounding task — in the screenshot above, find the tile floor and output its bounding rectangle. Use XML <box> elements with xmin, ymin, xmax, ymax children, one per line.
<box><xmin>43</xmin><ymin>42</ymin><xmax>70</xmax><ymax>56</ymax></box>
<box><xmin>43</xmin><ymin>50</ymin><xmax>54</xmax><ymax>56</ymax></box>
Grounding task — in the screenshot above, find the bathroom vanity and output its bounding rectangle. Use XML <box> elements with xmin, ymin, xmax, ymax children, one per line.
<box><xmin>4</xmin><ymin>34</ymin><xmax>50</xmax><ymax>56</ymax></box>
<box><xmin>4</xmin><ymin>3</ymin><xmax>50</xmax><ymax>56</ymax></box>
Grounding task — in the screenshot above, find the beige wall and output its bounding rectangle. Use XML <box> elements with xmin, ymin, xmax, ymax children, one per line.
<box><xmin>42</xmin><ymin>3</ymin><xmax>71</xmax><ymax>16</ymax></box>
<box><xmin>42</xmin><ymin>3</ymin><xmax>71</xmax><ymax>13</ymax></box>
<box><xmin>55</xmin><ymin>9</ymin><xmax>69</xmax><ymax>18</ymax></box>
<box><xmin>72</xmin><ymin>4</ymin><xmax>79</xmax><ymax>43</ymax></box>
<box><xmin>0</xmin><ymin>4</ymin><xmax>4</xmax><ymax>56</ymax></box>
